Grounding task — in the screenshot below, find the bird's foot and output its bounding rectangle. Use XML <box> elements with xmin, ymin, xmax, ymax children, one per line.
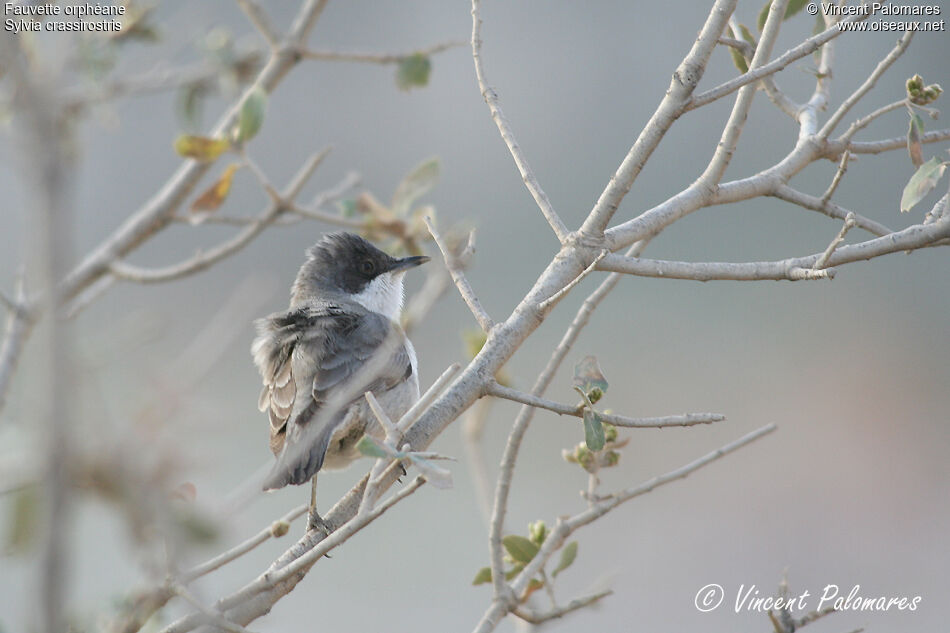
<box><xmin>307</xmin><ymin>508</ymin><xmax>332</xmax><ymax>535</ymax></box>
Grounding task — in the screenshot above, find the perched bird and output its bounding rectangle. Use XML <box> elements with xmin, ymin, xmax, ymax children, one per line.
<box><xmin>252</xmin><ymin>233</ymin><xmax>428</xmax><ymax>531</ymax></box>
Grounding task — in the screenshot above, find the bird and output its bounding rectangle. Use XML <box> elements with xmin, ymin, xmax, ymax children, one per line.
<box><xmin>252</xmin><ymin>232</ymin><xmax>428</xmax><ymax>532</ymax></box>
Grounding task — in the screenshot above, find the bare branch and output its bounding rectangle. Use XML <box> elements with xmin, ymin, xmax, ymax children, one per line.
<box><xmin>826</xmin><ymin>128</ymin><xmax>950</xmax><ymax>157</ymax></box>
<box><xmin>578</xmin><ymin>0</ymin><xmax>737</xmax><ymax>238</ymax></box>
<box><xmin>108</xmin><ymin>152</ymin><xmax>325</xmax><ymax>284</ymax></box>
<box><xmin>814</xmin><ymin>212</ymin><xmax>856</xmax><ymax>270</ymax></box>
<box><xmin>820</xmin><ymin>151</ymin><xmax>851</xmax><ymax>203</ymax></box>
<box><xmin>772</xmin><ymin>185</ymin><xmax>890</xmax><ymax>237</ymax></box>
<box><xmin>181</xmin><ymin>504</ymin><xmax>307</xmax><ymax>583</ymax></box>
<box><xmin>483</xmin><ymin>237</ymin><xmax>652</xmax><ymax>612</ymax></box>
<box><xmin>475</xmin><ymin>425</ymin><xmax>778</xmax><ymax>633</ymax></box>
<box><xmin>700</xmin><ymin>0</ymin><xmax>790</xmax><ymax>187</ymax></box>
<box><xmin>819</xmin><ymin>31</ymin><xmax>914</xmax><ymax>139</ymax></box>
<box><xmin>512</xmin><ymin>590</ymin><xmax>613</xmax><ymax>624</ymax></box>
<box><xmin>172</xmin><ymin>584</ymin><xmax>258</xmax><ymax>633</ymax></box>
<box><xmin>60</xmin><ymin>0</ymin><xmax>330</xmax><ymax>305</ymax></box>
<box><xmin>486</xmin><ymin>382</ymin><xmax>724</xmax><ymax>428</ymax></box>
<box><xmin>301</xmin><ymin>40</ymin><xmax>465</xmax><ymax>63</ymax></box>
<box><xmin>236</xmin><ymin>0</ymin><xmax>280</xmax><ymax>48</ymax></box>
<box><xmin>686</xmin><ymin>12</ymin><xmax>871</xmax><ymax>112</ymax></box>
<box><xmin>0</xmin><ymin>274</ymin><xmax>35</xmax><ymax>416</ymax></box>
<box><xmin>396</xmin><ymin>363</ymin><xmax>462</xmax><ymax>434</ymax></box>
<box><xmin>836</xmin><ymin>100</ymin><xmax>906</xmax><ymax>146</ymax></box>
<box><xmin>538</xmin><ymin>249</ymin><xmax>607</xmax><ymax>312</ymax></box>
<box><xmin>471</xmin><ymin>0</ymin><xmax>569</xmax><ymax>243</ymax></box>
<box><xmin>424</xmin><ymin>217</ymin><xmax>494</xmax><ymax>332</ymax></box>
<box><xmin>600</xmin><ymin>213</ymin><xmax>950</xmax><ymax>281</ymax></box>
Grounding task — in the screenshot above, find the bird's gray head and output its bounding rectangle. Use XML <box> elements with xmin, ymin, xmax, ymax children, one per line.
<box><xmin>291</xmin><ymin>233</ymin><xmax>429</xmax><ymax>320</ymax></box>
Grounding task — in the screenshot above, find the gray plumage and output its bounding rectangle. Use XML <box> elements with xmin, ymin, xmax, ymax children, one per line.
<box><xmin>253</xmin><ymin>233</ymin><xmax>427</xmax><ymax>491</ymax></box>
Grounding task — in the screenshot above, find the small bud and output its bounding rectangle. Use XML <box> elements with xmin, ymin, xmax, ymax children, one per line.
<box><xmin>603</xmin><ymin>422</ymin><xmax>618</xmax><ymax>443</ymax></box>
<box><xmin>600</xmin><ymin>450</ymin><xmax>621</xmax><ymax>468</ymax></box>
<box><xmin>529</xmin><ymin>520</ymin><xmax>547</xmax><ymax>545</ymax></box>
<box><xmin>270</xmin><ymin>520</ymin><xmax>290</xmax><ymax>538</ymax></box>
<box><xmin>562</xmin><ymin>448</ymin><xmax>578</xmax><ymax>463</ymax></box>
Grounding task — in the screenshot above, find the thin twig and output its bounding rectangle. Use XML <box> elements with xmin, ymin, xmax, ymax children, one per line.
<box><xmin>481</xmin><ymin>236</ymin><xmax>653</xmax><ymax>621</ymax></box>
<box><xmin>819</xmin><ymin>31</ymin><xmax>914</xmax><ymax>138</ymax></box>
<box><xmin>236</xmin><ymin>0</ymin><xmax>280</xmax><ymax>48</ymax></box>
<box><xmin>773</xmin><ymin>185</ymin><xmax>890</xmax><ymax>237</ymax></box>
<box><xmin>471</xmin><ymin>0</ymin><xmax>569</xmax><ymax>243</ymax></box>
<box><xmin>301</xmin><ymin>40</ymin><xmax>465</xmax><ymax>63</ymax></box>
<box><xmin>396</xmin><ymin>363</ymin><xmax>461</xmax><ymax>434</ymax></box>
<box><xmin>686</xmin><ymin>11</ymin><xmax>871</xmax><ymax>112</ymax></box>
<box><xmin>512</xmin><ymin>590</ymin><xmax>613</xmax><ymax>625</ymax></box>
<box><xmin>0</xmin><ymin>274</ymin><xmax>35</xmax><ymax>416</ymax></box>
<box><xmin>109</xmin><ymin>152</ymin><xmax>325</xmax><ymax>284</ymax></box>
<box><xmin>538</xmin><ymin>249</ymin><xmax>608</xmax><ymax>312</ymax></box>
<box><xmin>836</xmin><ymin>100</ymin><xmax>906</xmax><ymax>146</ymax></box>
<box><xmin>486</xmin><ymin>382</ymin><xmax>724</xmax><ymax>428</ymax></box>
<box><xmin>578</xmin><ymin>0</ymin><xmax>737</xmax><ymax>238</ymax></box>
<box><xmin>599</xmin><ymin>213</ymin><xmax>950</xmax><ymax>281</ymax></box>
<box><xmin>814</xmin><ymin>212</ymin><xmax>856</xmax><ymax>270</ymax></box>
<box><xmin>172</xmin><ymin>584</ymin><xmax>258</xmax><ymax>633</ymax></box>
<box><xmin>424</xmin><ymin>217</ymin><xmax>494</xmax><ymax>332</ymax></box>
<box><xmin>820</xmin><ymin>151</ymin><xmax>851</xmax><ymax>203</ymax></box>
<box><xmin>181</xmin><ymin>504</ymin><xmax>307</xmax><ymax>583</ymax></box>
<box><xmin>826</xmin><ymin>128</ymin><xmax>950</xmax><ymax>158</ymax></box>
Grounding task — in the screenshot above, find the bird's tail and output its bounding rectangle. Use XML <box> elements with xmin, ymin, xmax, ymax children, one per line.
<box><xmin>261</xmin><ymin>412</ymin><xmax>338</xmax><ymax>490</ymax></box>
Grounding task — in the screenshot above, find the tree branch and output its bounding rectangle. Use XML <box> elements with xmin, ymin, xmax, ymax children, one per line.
<box><xmin>470</xmin><ymin>0</ymin><xmax>569</xmax><ymax>243</ymax></box>
<box><xmin>301</xmin><ymin>40</ymin><xmax>465</xmax><ymax>63</ymax></box>
<box><xmin>577</xmin><ymin>0</ymin><xmax>737</xmax><ymax>238</ymax></box>
<box><xmin>108</xmin><ymin>152</ymin><xmax>325</xmax><ymax>284</ymax></box>
<box><xmin>486</xmin><ymin>382</ymin><xmax>724</xmax><ymax>428</ymax></box>
<box><xmin>425</xmin><ymin>217</ymin><xmax>494</xmax><ymax>332</ymax></box>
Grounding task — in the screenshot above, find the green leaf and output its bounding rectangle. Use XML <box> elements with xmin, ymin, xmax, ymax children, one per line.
<box><xmin>6</xmin><ymin>485</ymin><xmax>39</xmax><ymax>553</ymax></box>
<box><xmin>396</xmin><ymin>53</ymin><xmax>432</xmax><ymax>91</ymax></box>
<box><xmin>174</xmin><ymin>135</ymin><xmax>230</xmax><ymax>162</ymax></box>
<box><xmin>738</xmin><ymin>24</ymin><xmax>757</xmax><ymax>48</ymax></box>
<box><xmin>573</xmin><ymin>355</ymin><xmax>608</xmax><ymax>403</ymax></box>
<box><xmin>725</xmin><ymin>27</ymin><xmax>748</xmax><ymax>74</ymax></box>
<box><xmin>552</xmin><ymin>541</ymin><xmax>578</xmax><ymax>577</ymax></box>
<box><xmin>391</xmin><ymin>157</ymin><xmax>440</xmax><ymax>217</ymax></box>
<box><xmin>758</xmin><ymin>0</ymin><xmax>809</xmax><ymax>30</ymax></box>
<box><xmin>505</xmin><ymin>563</ymin><xmax>524</xmax><ymax>580</ymax></box>
<box><xmin>584</xmin><ymin>409</ymin><xmax>606</xmax><ymax>451</ymax></box>
<box><xmin>236</xmin><ymin>87</ymin><xmax>267</xmax><ymax>143</ymax></box>
<box><xmin>907</xmin><ymin>112</ymin><xmax>925</xmax><ymax>168</ymax></box>
<box><xmin>472</xmin><ymin>567</ymin><xmax>492</xmax><ymax>585</ymax></box>
<box><xmin>900</xmin><ymin>157</ymin><xmax>948</xmax><ymax>213</ymax></box>
<box><xmin>356</xmin><ymin>435</ymin><xmax>389</xmax><ymax>458</ymax></box>
<box><xmin>502</xmin><ymin>535</ymin><xmax>539</xmax><ymax>564</ymax></box>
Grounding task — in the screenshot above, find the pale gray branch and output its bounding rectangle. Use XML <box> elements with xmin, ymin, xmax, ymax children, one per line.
<box><xmin>0</xmin><ymin>275</ymin><xmax>35</xmax><ymax>416</ymax></box>
<box><xmin>425</xmin><ymin>217</ymin><xmax>494</xmax><ymax>332</ymax></box>
<box><xmin>512</xmin><ymin>590</ymin><xmax>613</xmax><ymax>625</ymax></box>
<box><xmin>301</xmin><ymin>40</ymin><xmax>465</xmax><ymax>63</ymax></box>
<box><xmin>486</xmin><ymin>382</ymin><xmax>724</xmax><ymax>428</ymax></box>
<box><xmin>578</xmin><ymin>0</ymin><xmax>737</xmax><ymax>238</ymax></box>
<box><xmin>471</xmin><ymin>0</ymin><xmax>569</xmax><ymax>243</ymax></box>
<box><xmin>772</xmin><ymin>185</ymin><xmax>890</xmax><ymax>237</ymax></box>
<box><xmin>181</xmin><ymin>504</ymin><xmax>307</xmax><ymax>583</ymax></box>
<box><xmin>60</xmin><ymin>0</ymin><xmax>330</xmax><ymax>305</ymax></box>
<box><xmin>826</xmin><ymin>128</ymin><xmax>950</xmax><ymax>157</ymax></box>
<box><xmin>686</xmin><ymin>11</ymin><xmax>871</xmax><ymax>112</ymax></box>
<box><xmin>819</xmin><ymin>31</ymin><xmax>914</xmax><ymax>138</ymax></box>
<box><xmin>600</xmin><ymin>213</ymin><xmax>950</xmax><ymax>281</ymax></box>
<box><xmin>814</xmin><ymin>212</ymin><xmax>856</xmax><ymax>270</ymax></box>
<box><xmin>538</xmin><ymin>249</ymin><xmax>607</xmax><ymax>312</ymax></box>
<box><xmin>108</xmin><ymin>152</ymin><xmax>325</xmax><ymax>284</ymax></box>
<box><xmin>236</xmin><ymin>0</ymin><xmax>279</xmax><ymax>48</ymax></box>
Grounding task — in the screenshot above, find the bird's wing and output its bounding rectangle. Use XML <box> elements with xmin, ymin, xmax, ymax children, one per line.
<box><xmin>253</xmin><ymin>302</ymin><xmax>412</xmax><ymax>489</ymax></box>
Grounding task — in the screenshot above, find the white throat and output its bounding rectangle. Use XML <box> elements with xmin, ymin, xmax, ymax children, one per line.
<box><xmin>351</xmin><ymin>271</ymin><xmax>405</xmax><ymax>321</ymax></box>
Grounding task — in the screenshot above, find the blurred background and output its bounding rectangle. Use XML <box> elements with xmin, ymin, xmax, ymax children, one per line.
<box><xmin>0</xmin><ymin>1</ymin><xmax>948</xmax><ymax>632</ymax></box>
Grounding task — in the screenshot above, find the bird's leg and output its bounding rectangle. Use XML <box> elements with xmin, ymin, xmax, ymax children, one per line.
<box><xmin>307</xmin><ymin>474</ymin><xmax>331</xmax><ymax>535</ymax></box>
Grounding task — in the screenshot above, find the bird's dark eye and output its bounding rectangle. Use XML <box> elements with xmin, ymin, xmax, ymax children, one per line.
<box><xmin>360</xmin><ymin>259</ymin><xmax>375</xmax><ymax>275</ymax></box>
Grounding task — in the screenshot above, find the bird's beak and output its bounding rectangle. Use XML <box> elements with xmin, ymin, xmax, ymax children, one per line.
<box><xmin>389</xmin><ymin>255</ymin><xmax>430</xmax><ymax>271</ymax></box>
